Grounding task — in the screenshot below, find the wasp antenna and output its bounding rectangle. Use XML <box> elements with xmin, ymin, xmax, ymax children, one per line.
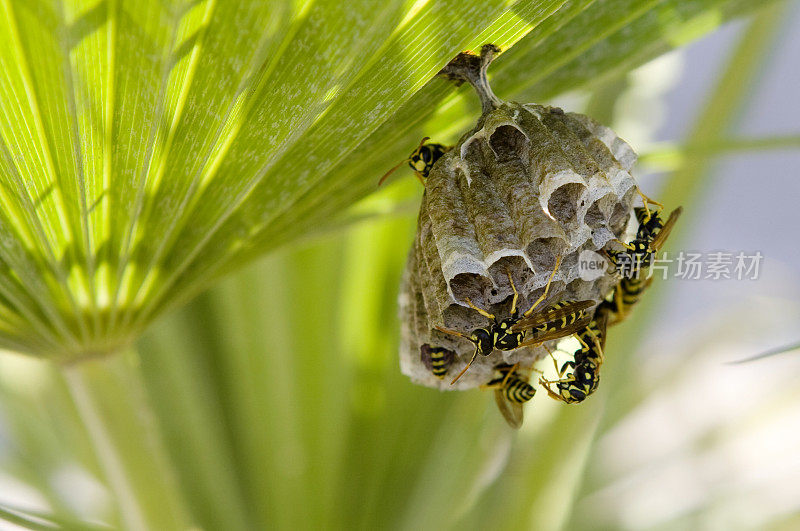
<box><xmin>411</xmin><ymin>136</ymin><xmax>430</xmax><ymax>157</ymax></box>
<box><xmin>522</xmin><ymin>254</ymin><xmax>562</xmax><ymax>318</ymax></box>
<box><xmin>377</xmin><ymin>137</ymin><xmax>432</xmax><ymax>187</ymax></box>
<box><xmin>377</xmin><ymin>159</ymin><xmax>408</xmax><ymax>187</ymax></box>
<box><xmin>434</xmin><ymin>325</ymin><xmax>469</xmax><ymax>339</ymax></box>
<box><xmin>378</xmin><ymin>161</ymin><xmax>406</xmax><ymax>187</ymax></box>
<box><xmin>450</xmin><ymin>350</ymin><xmax>479</xmax><ymax>385</ymax></box>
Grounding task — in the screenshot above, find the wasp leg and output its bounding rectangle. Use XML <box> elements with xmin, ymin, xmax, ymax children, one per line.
<box><xmin>464</xmin><ymin>298</ymin><xmax>495</xmax><ymax>320</ymax></box>
<box><xmin>542</xmin><ymin>344</ymin><xmax>563</xmax><ymax>376</ymax></box>
<box><xmin>479</xmin><ymin>363</ymin><xmax>523</xmax><ymax>391</ymax></box>
<box><xmin>636</xmin><ymin>188</ymin><xmax>664</xmax><ymax>222</ymax></box>
<box><xmin>522</xmin><ymin>255</ymin><xmax>563</xmax><ymax>318</ymax></box>
<box><xmin>575</xmin><ymin>333</ymin><xmax>590</xmax><ymax>351</ymax></box>
<box><xmin>505</xmin><ymin>270</ymin><xmax>520</xmax><ymax>316</ymax></box>
<box><xmin>500</xmin><ymin>362</ymin><xmax>519</xmax><ymax>387</ymax></box>
<box><xmin>611</xmin><ymin>283</ymin><xmax>627</xmax><ymax>325</ymax></box>
<box><xmin>613</xmin><ymin>239</ymin><xmax>637</xmax><ymax>251</ymax></box>
<box><xmin>481</xmin><ymin>363</ymin><xmax>521</xmax><ymax>391</ymax></box>
<box><xmin>538</xmin><ymin>377</ymin><xmax>566</xmax><ymax>401</ymax></box>
<box><xmin>583</xmin><ymin>328</ymin><xmax>605</xmax><ymax>362</ymax></box>
<box><xmin>540</xmin><ymin>338</ymin><xmax>583</xmax><ymax>403</ymax></box>
<box><xmin>479</xmin><ymin>378</ymin><xmax>499</xmax><ymax>391</ymax></box>
<box><xmin>600</xmin><ymin>249</ymin><xmax>624</xmax><ymax>275</ymax></box>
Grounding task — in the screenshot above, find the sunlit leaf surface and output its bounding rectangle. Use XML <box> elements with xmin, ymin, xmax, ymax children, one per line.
<box><xmin>0</xmin><ymin>0</ymin><xmax>776</xmax><ymax>359</ymax></box>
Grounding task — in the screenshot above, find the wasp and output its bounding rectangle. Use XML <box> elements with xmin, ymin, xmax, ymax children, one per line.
<box><xmin>482</xmin><ymin>363</ymin><xmax>536</xmax><ymax>428</ymax></box>
<box><xmin>634</xmin><ymin>206</ymin><xmax>663</xmax><ymax>239</ymax></box>
<box><xmin>539</xmin><ymin>305</ymin><xmax>610</xmax><ymax>404</ymax></box>
<box><xmin>605</xmin><ymin>206</ymin><xmax>683</xmax><ymax>276</ymax></box>
<box><xmin>435</xmin><ymin>256</ymin><xmax>596</xmax><ymax>384</ymax></box>
<box><xmin>420</xmin><ymin>344</ymin><xmax>455</xmax><ymax>379</ymax></box>
<box><xmin>602</xmin><ymin>206</ymin><xmax>682</xmax><ymax>323</ymax></box>
<box><xmin>378</xmin><ymin>137</ymin><xmax>452</xmax><ymax>186</ymax></box>
<box><xmin>600</xmin><ymin>275</ymin><xmax>651</xmax><ymax>325</ymax></box>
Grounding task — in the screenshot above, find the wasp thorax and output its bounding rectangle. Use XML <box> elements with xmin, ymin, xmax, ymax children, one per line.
<box><xmin>399</xmin><ymin>44</ymin><xmax>640</xmax><ymax>389</ymax></box>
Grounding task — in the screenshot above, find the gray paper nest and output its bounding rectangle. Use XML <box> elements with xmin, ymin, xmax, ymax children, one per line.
<box><xmin>399</xmin><ymin>45</ymin><xmax>639</xmax><ymax>390</ymax></box>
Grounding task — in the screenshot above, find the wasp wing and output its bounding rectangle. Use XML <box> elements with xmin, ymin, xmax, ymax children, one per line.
<box><xmin>419</xmin><ymin>344</ymin><xmax>434</xmax><ymax>371</ymax></box>
<box><xmin>515</xmin><ymin>316</ymin><xmax>593</xmax><ymax>348</ymax></box>
<box><xmin>650</xmin><ymin>206</ymin><xmax>682</xmax><ymax>252</ymax></box>
<box><xmin>509</xmin><ymin>300</ymin><xmax>596</xmax><ymax>332</ymax></box>
<box><xmin>592</xmin><ymin>308</ymin><xmax>610</xmax><ymax>351</ymax></box>
<box><xmin>494</xmin><ymin>390</ymin><xmax>524</xmax><ymax>429</ymax></box>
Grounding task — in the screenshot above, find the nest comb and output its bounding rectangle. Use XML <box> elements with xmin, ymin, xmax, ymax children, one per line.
<box><xmin>399</xmin><ymin>45</ymin><xmax>640</xmax><ymax>390</ymax></box>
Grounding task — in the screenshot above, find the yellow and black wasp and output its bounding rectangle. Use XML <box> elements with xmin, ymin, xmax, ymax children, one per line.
<box><xmin>482</xmin><ymin>363</ymin><xmax>536</xmax><ymax>428</ymax></box>
<box><xmin>599</xmin><ymin>275</ymin><xmax>651</xmax><ymax>326</ymax></box>
<box><xmin>603</xmin><ymin>206</ymin><xmax>683</xmax><ymax>323</ymax></box>
<box><xmin>378</xmin><ymin>137</ymin><xmax>452</xmax><ymax>186</ymax></box>
<box><xmin>435</xmin><ymin>256</ymin><xmax>596</xmax><ymax>384</ymax></box>
<box><xmin>605</xmin><ymin>206</ymin><xmax>683</xmax><ymax>276</ymax></box>
<box><xmin>634</xmin><ymin>206</ymin><xmax>664</xmax><ymax>239</ymax></box>
<box><xmin>539</xmin><ymin>304</ymin><xmax>610</xmax><ymax>404</ymax></box>
<box><xmin>420</xmin><ymin>344</ymin><xmax>455</xmax><ymax>379</ymax></box>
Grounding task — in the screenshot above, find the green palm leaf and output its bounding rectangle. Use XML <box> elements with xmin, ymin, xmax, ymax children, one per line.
<box><xmin>0</xmin><ymin>0</ymin><xmax>779</xmax><ymax>360</ymax></box>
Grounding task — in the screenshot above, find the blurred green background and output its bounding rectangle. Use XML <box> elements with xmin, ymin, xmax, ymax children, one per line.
<box><xmin>1</xmin><ymin>1</ymin><xmax>799</xmax><ymax>529</ymax></box>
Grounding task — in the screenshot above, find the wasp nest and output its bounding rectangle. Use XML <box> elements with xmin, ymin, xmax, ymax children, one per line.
<box><xmin>399</xmin><ymin>45</ymin><xmax>639</xmax><ymax>390</ymax></box>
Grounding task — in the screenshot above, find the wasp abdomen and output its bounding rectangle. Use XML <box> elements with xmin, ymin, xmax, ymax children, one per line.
<box><xmin>489</xmin><ymin>376</ymin><xmax>535</xmax><ymax>403</ymax></box>
<box><xmin>420</xmin><ymin>344</ymin><xmax>455</xmax><ymax>379</ymax></box>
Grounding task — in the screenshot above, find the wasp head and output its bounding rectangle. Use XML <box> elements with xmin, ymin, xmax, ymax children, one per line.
<box><xmin>408</xmin><ymin>143</ymin><xmax>449</xmax><ymax>180</ymax></box>
<box><xmin>469</xmin><ymin>328</ymin><xmax>493</xmax><ymax>356</ymax></box>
